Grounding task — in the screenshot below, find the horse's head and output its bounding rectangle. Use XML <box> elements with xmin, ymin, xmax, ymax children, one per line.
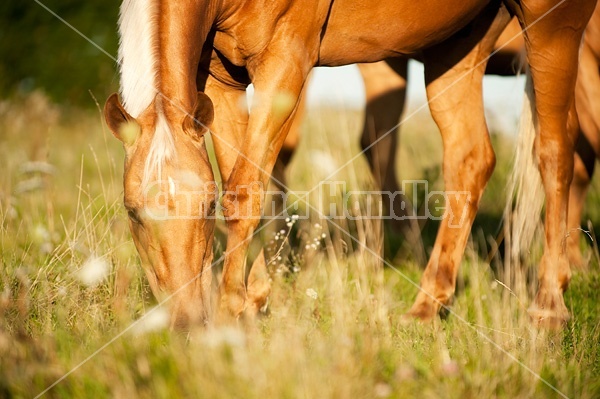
<box><xmin>104</xmin><ymin>92</ymin><xmax>217</xmax><ymax>328</ymax></box>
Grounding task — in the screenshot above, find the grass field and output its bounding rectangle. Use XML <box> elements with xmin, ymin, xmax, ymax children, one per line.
<box><xmin>1</xmin><ymin>93</ymin><xmax>599</xmax><ymax>398</ymax></box>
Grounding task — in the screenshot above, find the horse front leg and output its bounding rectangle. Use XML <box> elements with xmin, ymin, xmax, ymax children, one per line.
<box><xmin>203</xmin><ymin>74</ymin><xmax>274</xmax><ymax>318</ymax></box>
<box><xmin>217</xmin><ymin>54</ymin><xmax>311</xmax><ymax>321</ymax></box>
<box><xmin>405</xmin><ymin>5</ymin><xmax>510</xmax><ymax>321</ymax></box>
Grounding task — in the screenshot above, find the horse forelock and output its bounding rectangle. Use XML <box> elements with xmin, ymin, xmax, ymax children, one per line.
<box><xmin>142</xmin><ymin>110</ymin><xmax>177</xmax><ymax>189</ymax></box>
<box><xmin>118</xmin><ymin>0</ymin><xmax>159</xmax><ymax>118</ymax></box>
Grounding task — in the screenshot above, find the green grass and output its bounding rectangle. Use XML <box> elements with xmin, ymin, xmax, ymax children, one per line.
<box><xmin>0</xmin><ymin>95</ymin><xmax>599</xmax><ymax>398</ymax></box>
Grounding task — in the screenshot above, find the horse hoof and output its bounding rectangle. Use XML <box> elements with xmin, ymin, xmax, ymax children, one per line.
<box><xmin>399</xmin><ymin>313</ymin><xmax>428</xmax><ymax>326</ymax></box>
<box><xmin>401</xmin><ymin>302</ymin><xmax>438</xmax><ymax>324</ymax></box>
<box><xmin>217</xmin><ymin>293</ymin><xmax>247</xmax><ymax>324</ymax></box>
<box><xmin>527</xmin><ymin>302</ymin><xmax>570</xmax><ymax>330</ymax></box>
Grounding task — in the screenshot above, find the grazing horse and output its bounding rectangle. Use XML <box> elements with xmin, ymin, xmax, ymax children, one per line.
<box><xmin>104</xmin><ymin>0</ymin><xmax>595</xmax><ymax>328</ymax></box>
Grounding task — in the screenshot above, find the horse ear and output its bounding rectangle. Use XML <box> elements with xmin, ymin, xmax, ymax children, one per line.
<box><xmin>183</xmin><ymin>91</ymin><xmax>214</xmax><ymax>137</ymax></box>
<box><xmin>104</xmin><ymin>93</ymin><xmax>139</xmax><ymax>145</ymax></box>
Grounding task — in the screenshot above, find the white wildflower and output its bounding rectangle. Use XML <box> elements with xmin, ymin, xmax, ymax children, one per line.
<box><xmin>308</xmin><ymin>150</ymin><xmax>337</xmax><ymax>177</ymax></box>
<box><xmin>305</xmin><ymin>288</ymin><xmax>318</xmax><ymax>300</ymax></box>
<box><xmin>32</xmin><ymin>224</ymin><xmax>50</xmax><ymax>243</ymax></box>
<box><xmin>77</xmin><ymin>256</ymin><xmax>110</xmax><ymax>287</ymax></box>
<box><xmin>132</xmin><ymin>306</ymin><xmax>170</xmax><ymax>335</ymax></box>
<box><xmin>7</xmin><ymin>205</ymin><xmax>18</xmax><ymax>220</ymax></box>
<box><xmin>374</xmin><ymin>382</ymin><xmax>392</xmax><ymax>398</ymax></box>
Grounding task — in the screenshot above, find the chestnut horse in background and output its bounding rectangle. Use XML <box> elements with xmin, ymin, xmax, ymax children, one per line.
<box><xmin>104</xmin><ymin>0</ymin><xmax>595</xmax><ymax>328</ymax></box>
<box><xmin>281</xmin><ymin>10</ymin><xmax>600</xmax><ymax>269</ymax></box>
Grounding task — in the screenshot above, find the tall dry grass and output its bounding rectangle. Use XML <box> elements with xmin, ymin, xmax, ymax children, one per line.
<box><xmin>0</xmin><ymin>95</ymin><xmax>598</xmax><ymax>398</ymax></box>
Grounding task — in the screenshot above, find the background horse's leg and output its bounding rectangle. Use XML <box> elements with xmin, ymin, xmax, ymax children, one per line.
<box><xmin>358</xmin><ymin>59</ymin><xmax>407</xmax><ymax>195</ymax></box>
<box><xmin>515</xmin><ymin>0</ymin><xmax>596</xmax><ymax>327</ymax></box>
<box><xmin>568</xmin><ymin>14</ymin><xmax>600</xmax><ymax>268</ymax></box>
<box><xmin>272</xmin><ymin>77</ymin><xmax>305</xmax><ymax>188</ymax></box>
<box><xmin>405</xmin><ymin>5</ymin><xmax>511</xmax><ymax>321</ymax></box>
<box><xmin>204</xmin><ymin>77</ymin><xmax>247</xmax><ymax>182</ymax></box>
<box><xmin>358</xmin><ymin>59</ymin><xmax>426</xmax><ymax>261</ymax></box>
<box><xmin>484</xmin><ymin>17</ymin><xmax>526</xmax><ymax>75</ymax></box>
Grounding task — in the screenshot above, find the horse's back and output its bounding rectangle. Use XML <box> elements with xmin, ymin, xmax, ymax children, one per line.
<box><xmin>318</xmin><ymin>0</ymin><xmax>489</xmax><ymax>66</ymax></box>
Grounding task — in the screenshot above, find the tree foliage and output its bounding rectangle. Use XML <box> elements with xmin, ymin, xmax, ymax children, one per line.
<box><xmin>0</xmin><ymin>0</ymin><xmax>120</xmax><ymax>107</ymax></box>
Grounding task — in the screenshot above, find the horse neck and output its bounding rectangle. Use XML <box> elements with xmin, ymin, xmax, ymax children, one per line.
<box><xmin>156</xmin><ymin>0</ymin><xmax>220</xmax><ymax>116</ymax></box>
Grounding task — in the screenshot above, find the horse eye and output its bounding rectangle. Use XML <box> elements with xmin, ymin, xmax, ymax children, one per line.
<box><xmin>127</xmin><ymin>209</ymin><xmax>142</xmax><ymax>224</ymax></box>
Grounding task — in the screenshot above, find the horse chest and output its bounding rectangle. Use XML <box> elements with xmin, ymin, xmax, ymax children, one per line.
<box><xmin>213</xmin><ymin>31</ymin><xmax>252</xmax><ymax>67</ymax></box>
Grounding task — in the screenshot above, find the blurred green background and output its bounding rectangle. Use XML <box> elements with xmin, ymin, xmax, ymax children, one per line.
<box><xmin>0</xmin><ymin>0</ymin><xmax>120</xmax><ymax>106</ymax></box>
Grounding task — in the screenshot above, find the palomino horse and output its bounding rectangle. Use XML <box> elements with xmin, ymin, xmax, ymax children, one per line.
<box><xmin>284</xmin><ymin>11</ymin><xmax>600</xmax><ymax>268</ymax></box>
<box><xmin>104</xmin><ymin>0</ymin><xmax>595</xmax><ymax>328</ymax></box>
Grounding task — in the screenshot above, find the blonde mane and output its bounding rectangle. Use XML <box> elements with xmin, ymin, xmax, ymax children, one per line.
<box><xmin>118</xmin><ymin>0</ymin><xmax>159</xmax><ymax>118</ymax></box>
<box><xmin>119</xmin><ymin>0</ymin><xmax>176</xmax><ymax>187</ymax></box>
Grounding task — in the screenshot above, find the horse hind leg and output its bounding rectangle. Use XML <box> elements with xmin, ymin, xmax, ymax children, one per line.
<box><xmin>405</xmin><ymin>6</ymin><xmax>510</xmax><ymax>321</ymax></box>
<box><xmin>516</xmin><ymin>0</ymin><xmax>596</xmax><ymax>327</ymax></box>
<box><xmin>567</xmin><ymin>33</ymin><xmax>600</xmax><ymax>269</ymax></box>
<box><xmin>246</xmin><ymin>248</ymin><xmax>271</xmax><ymax>316</ymax></box>
<box><xmin>567</xmin><ymin>134</ymin><xmax>595</xmax><ymax>269</ymax></box>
